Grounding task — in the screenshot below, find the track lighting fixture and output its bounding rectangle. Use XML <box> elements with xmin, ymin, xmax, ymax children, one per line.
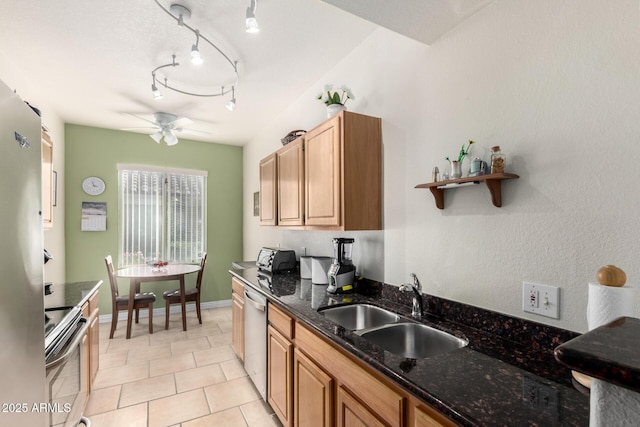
<box><xmin>226</xmin><ymin>87</ymin><xmax>236</xmax><ymax>111</ymax></box>
<box><xmin>246</xmin><ymin>0</ymin><xmax>259</xmax><ymax>33</ymax></box>
<box><xmin>150</xmin><ymin>1</ymin><xmax>239</xmax><ymax>105</ymax></box>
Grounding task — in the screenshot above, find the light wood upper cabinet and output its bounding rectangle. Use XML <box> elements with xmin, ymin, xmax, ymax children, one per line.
<box><xmin>42</xmin><ymin>130</ymin><xmax>53</xmax><ymax>229</ymax></box>
<box><xmin>304</xmin><ymin>116</ymin><xmax>341</xmax><ymax>227</ymax></box>
<box><xmin>277</xmin><ymin>137</ymin><xmax>305</xmax><ymax>227</ymax></box>
<box><xmin>305</xmin><ymin>111</ymin><xmax>382</xmax><ymax>230</ymax></box>
<box><xmin>258</xmin><ymin>111</ymin><xmax>382</xmax><ymax>230</ymax></box>
<box><xmin>259</xmin><ymin>153</ymin><xmax>277</xmax><ymax>226</ymax></box>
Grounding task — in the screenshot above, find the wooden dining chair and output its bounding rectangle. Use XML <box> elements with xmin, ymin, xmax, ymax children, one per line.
<box><xmin>105</xmin><ymin>255</ymin><xmax>156</xmax><ymax>338</ymax></box>
<box><xmin>163</xmin><ymin>253</ymin><xmax>207</xmax><ymax>329</ymax></box>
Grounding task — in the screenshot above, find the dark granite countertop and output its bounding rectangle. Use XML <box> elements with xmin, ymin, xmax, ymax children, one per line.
<box><xmin>555</xmin><ymin>316</ymin><xmax>640</xmax><ymax>393</ymax></box>
<box><xmin>230</xmin><ymin>267</ymin><xmax>589</xmax><ymax>426</ymax></box>
<box><xmin>44</xmin><ymin>280</ymin><xmax>103</xmax><ymax>309</ymax></box>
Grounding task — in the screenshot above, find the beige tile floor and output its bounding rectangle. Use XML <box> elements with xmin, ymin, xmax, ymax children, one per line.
<box><xmin>85</xmin><ymin>306</ymin><xmax>281</xmax><ymax>427</ymax></box>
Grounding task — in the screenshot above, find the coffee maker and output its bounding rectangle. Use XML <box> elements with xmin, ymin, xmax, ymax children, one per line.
<box><xmin>327</xmin><ymin>238</ymin><xmax>356</xmax><ymax>294</ymax></box>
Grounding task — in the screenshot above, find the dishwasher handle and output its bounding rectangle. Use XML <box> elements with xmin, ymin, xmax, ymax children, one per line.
<box><xmin>244</xmin><ymin>290</ymin><xmax>266</xmax><ymax>311</ymax></box>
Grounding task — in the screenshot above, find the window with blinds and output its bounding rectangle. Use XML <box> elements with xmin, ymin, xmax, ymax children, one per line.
<box><xmin>118</xmin><ymin>165</ymin><xmax>207</xmax><ymax>267</ymax></box>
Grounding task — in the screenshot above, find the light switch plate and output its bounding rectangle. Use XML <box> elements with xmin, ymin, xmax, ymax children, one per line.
<box><xmin>522</xmin><ymin>282</ymin><xmax>560</xmax><ymax>319</ymax></box>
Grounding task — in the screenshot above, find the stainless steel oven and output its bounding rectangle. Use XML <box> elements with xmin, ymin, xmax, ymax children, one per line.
<box><xmin>45</xmin><ymin>307</ymin><xmax>90</xmax><ymax>427</ymax></box>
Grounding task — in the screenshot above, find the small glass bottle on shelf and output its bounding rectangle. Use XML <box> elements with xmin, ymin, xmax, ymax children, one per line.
<box><xmin>490</xmin><ymin>146</ymin><xmax>505</xmax><ymax>174</ymax></box>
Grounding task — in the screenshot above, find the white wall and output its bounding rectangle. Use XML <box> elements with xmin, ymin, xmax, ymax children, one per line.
<box><xmin>1</xmin><ymin>53</ymin><xmax>66</xmax><ymax>288</ymax></box>
<box><xmin>244</xmin><ymin>0</ymin><xmax>640</xmax><ymax>332</ymax></box>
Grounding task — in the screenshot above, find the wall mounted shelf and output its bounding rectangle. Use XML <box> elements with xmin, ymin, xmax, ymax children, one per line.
<box><xmin>415</xmin><ymin>172</ymin><xmax>519</xmax><ymax>209</ymax></box>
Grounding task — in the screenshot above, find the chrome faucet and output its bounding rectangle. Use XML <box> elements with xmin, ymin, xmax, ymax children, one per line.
<box><xmin>399</xmin><ymin>273</ymin><xmax>423</xmax><ymax>319</ymax></box>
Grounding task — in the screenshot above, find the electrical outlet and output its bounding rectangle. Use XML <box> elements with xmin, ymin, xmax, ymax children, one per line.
<box><xmin>523</xmin><ymin>377</ymin><xmax>559</xmax><ymax>420</ymax></box>
<box><xmin>522</xmin><ymin>282</ymin><xmax>560</xmax><ymax>319</ymax></box>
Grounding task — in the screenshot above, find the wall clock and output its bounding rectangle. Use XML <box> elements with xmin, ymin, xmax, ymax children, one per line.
<box><xmin>82</xmin><ymin>176</ymin><xmax>106</xmax><ymax>196</ymax></box>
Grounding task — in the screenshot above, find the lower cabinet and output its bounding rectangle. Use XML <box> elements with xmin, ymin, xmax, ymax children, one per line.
<box><xmin>231</xmin><ymin>278</ymin><xmax>245</xmax><ymax>361</ymax></box>
<box><xmin>407</xmin><ymin>401</ymin><xmax>454</xmax><ymax>427</ymax></box>
<box><xmin>81</xmin><ymin>291</ymin><xmax>99</xmax><ymax>402</ymax></box>
<box><xmin>268</xmin><ymin>325</ymin><xmax>293</xmax><ymax>426</ymax></box>
<box><xmin>337</xmin><ymin>386</ymin><xmax>386</xmax><ymax>427</ymax></box>
<box><xmin>294</xmin><ymin>350</ymin><xmax>333</xmax><ymax>427</ymax></box>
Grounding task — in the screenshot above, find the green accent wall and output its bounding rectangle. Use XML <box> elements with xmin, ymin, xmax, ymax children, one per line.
<box><xmin>65</xmin><ymin>124</ymin><xmax>243</xmax><ymax>316</ymax></box>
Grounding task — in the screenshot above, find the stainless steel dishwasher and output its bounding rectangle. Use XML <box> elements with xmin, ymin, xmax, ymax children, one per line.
<box><xmin>243</xmin><ymin>285</ymin><xmax>267</xmax><ymax>400</ymax></box>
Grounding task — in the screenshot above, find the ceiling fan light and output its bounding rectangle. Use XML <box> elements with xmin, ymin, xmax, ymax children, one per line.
<box><xmin>190</xmin><ymin>45</ymin><xmax>203</xmax><ymax>65</ymax></box>
<box><xmin>164</xmin><ymin>132</ymin><xmax>178</xmax><ymax>146</ymax></box>
<box><xmin>150</xmin><ymin>131</ymin><xmax>163</xmax><ymax>143</ymax></box>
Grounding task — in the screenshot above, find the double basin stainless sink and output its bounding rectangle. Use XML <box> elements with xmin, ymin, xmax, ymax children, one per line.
<box><xmin>319</xmin><ymin>304</ymin><xmax>467</xmax><ymax>359</ymax></box>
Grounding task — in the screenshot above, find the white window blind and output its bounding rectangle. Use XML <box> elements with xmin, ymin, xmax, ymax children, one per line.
<box><xmin>118</xmin><ymin>165</ymin><xmax>206</xmax><ymax>267</ymax></box>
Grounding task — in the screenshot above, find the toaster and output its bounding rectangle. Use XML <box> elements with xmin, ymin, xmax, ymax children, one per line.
<box><xmin>256</xmin><ymin>247</ymin><xmax>297</xmax><ymax>273</ymax></box>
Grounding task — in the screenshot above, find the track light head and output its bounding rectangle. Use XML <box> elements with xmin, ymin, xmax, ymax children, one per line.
<box><xmin>246</xmin><ymin>0</ymin><xmax>259</xmax><ymax>33</ymax></box>
<box><xmin>226</xmin><ymin>98</ymin><xmax>236</xmax><ymax>111</ymax></box>
<box><xmin>191</xmin><ymin>45</ymin><xmax>203</xmax><ymax>65</ymax></box>
<box><xmin>245</xmin><ymin>15</ymin><xmax>259</xmax><ymax>33</ymax></box>
<box><xmin>151</xmin><ymin>83</ymin><xmax>163</xmax><ymax>100</ymax></box>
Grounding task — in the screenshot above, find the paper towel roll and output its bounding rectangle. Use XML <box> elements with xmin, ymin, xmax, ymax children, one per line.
<box><xmin>590</xmin><ymin>378</ymin><xmax>640</xmax><ymax>426</ymax></box>
<box><xmin>587</xmin><ymin>282</ymin><xmax>635</xmax><ymax>330</ymax></box>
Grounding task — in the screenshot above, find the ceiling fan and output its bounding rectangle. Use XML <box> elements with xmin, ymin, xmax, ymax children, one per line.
<box><xmin>122</xmin><ymin>112</ymin><xmax>210</xmax><ymax>145</ymax></box>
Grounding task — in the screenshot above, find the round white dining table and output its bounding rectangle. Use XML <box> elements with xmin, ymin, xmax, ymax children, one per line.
<box><xmin>116</xmin><ymin>264</ymin><xmax>201</xmax><ymax>338</ymax></box>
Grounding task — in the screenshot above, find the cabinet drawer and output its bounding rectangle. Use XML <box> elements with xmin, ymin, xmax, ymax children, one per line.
<box><xmin>269</xmin><ymin>303</ymin><xmax>294</xmax><ymax>340</ymax></box>
<box><xmin>231</xmin><ymin>277</ymin><xmax>245</xmax><ymax>300</ymax></box>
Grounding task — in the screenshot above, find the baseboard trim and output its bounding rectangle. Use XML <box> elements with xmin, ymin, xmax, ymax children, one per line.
<box><xmin>98</xmin><ymin>299</ymin><xmax>232</xmax><ymax>324</ymax></box>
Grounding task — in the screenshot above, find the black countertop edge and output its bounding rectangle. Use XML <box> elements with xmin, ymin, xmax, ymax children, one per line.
<box><xmin>554</xmin><ymin>316</ymin><xmax>640</xmax><ymax>393</ymax></box>
<box><xmin>229</xmin><ymin>268</ymin><xmax>589</xmax><ymax>427</ymax></box>
<box><xmin>44</xmin><ymin>280</ymin><xmax>103</xmax><ymax>310</ymax></box>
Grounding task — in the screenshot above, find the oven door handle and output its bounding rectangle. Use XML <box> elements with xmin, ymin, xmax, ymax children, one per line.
<box><xmin>45</xmin><ymin>318</ymin><xmax>89</xmax><ymax>371</ymax></box>
<box><xmin>244</xmin><ymin>290</ymin><xmax>266</xmax><ymax>311</ymax></box>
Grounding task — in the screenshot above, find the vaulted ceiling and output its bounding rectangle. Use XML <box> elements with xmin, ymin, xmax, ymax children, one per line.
<box><xmin>0</xmin><ymin>0</ymin><xmax>492</xmax><ymax>145</ymax></box>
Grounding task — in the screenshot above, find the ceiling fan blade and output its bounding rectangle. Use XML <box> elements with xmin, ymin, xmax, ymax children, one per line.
<box><xmin>122</xmin><ymin>112</ymin><xmax>159</xmax><ymax>126</ymax></box>
<box><xmin>121</xmin><ymin>126</ymin><xmax>160</xmax><ymax>131</ymax></box>
<box><xmin>170</xmin><ymin>117</ymin><xmax>193</xmax><ymax>127</ymax></box>
<box><xmin>175</xmin><ymin>128</ymin><xmax>211</xmax><ymax>137</ymax></box>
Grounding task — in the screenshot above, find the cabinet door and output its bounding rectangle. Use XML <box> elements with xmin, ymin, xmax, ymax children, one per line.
<box><xmin>337</xmin><ymin>386</ymin><xmax>385</xmax><ymax>427</ymax></box>
<box><xmin>413</xmin><ymin>404</ymin><xmax>450</xmax><ymax>427</ymax></box>
<box><xmin>305</xmin><ymin>115</ymin><xmax>341</xmax><ymax>227</ymax></box>
<box><xmin>259</xmin><ymin>153</ymin><xmax>278</xmax><ymax>225</ymax></box>
<box><xmin>89</xmin><ymin>315</ymin><xmax>99</xmax><ymax>388</ymax></box>
<box><xmin>294</xmin><ymin>350</ymin><xmax>333</xmax><ymax>427</ymax></box>
<box><xmin>277</xmin><ymin>138</ymin><xmax>305</xmax><ymax>226</ymax></box>
<box><xmin>268</xmin><ymin>325</ymin><xmax>293</xmax><ymax>426</ymax></box>
<box><xmin>231</xmin><ymin>293</ymin><xmax>245</xmax><ymax>361</ymax></box>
